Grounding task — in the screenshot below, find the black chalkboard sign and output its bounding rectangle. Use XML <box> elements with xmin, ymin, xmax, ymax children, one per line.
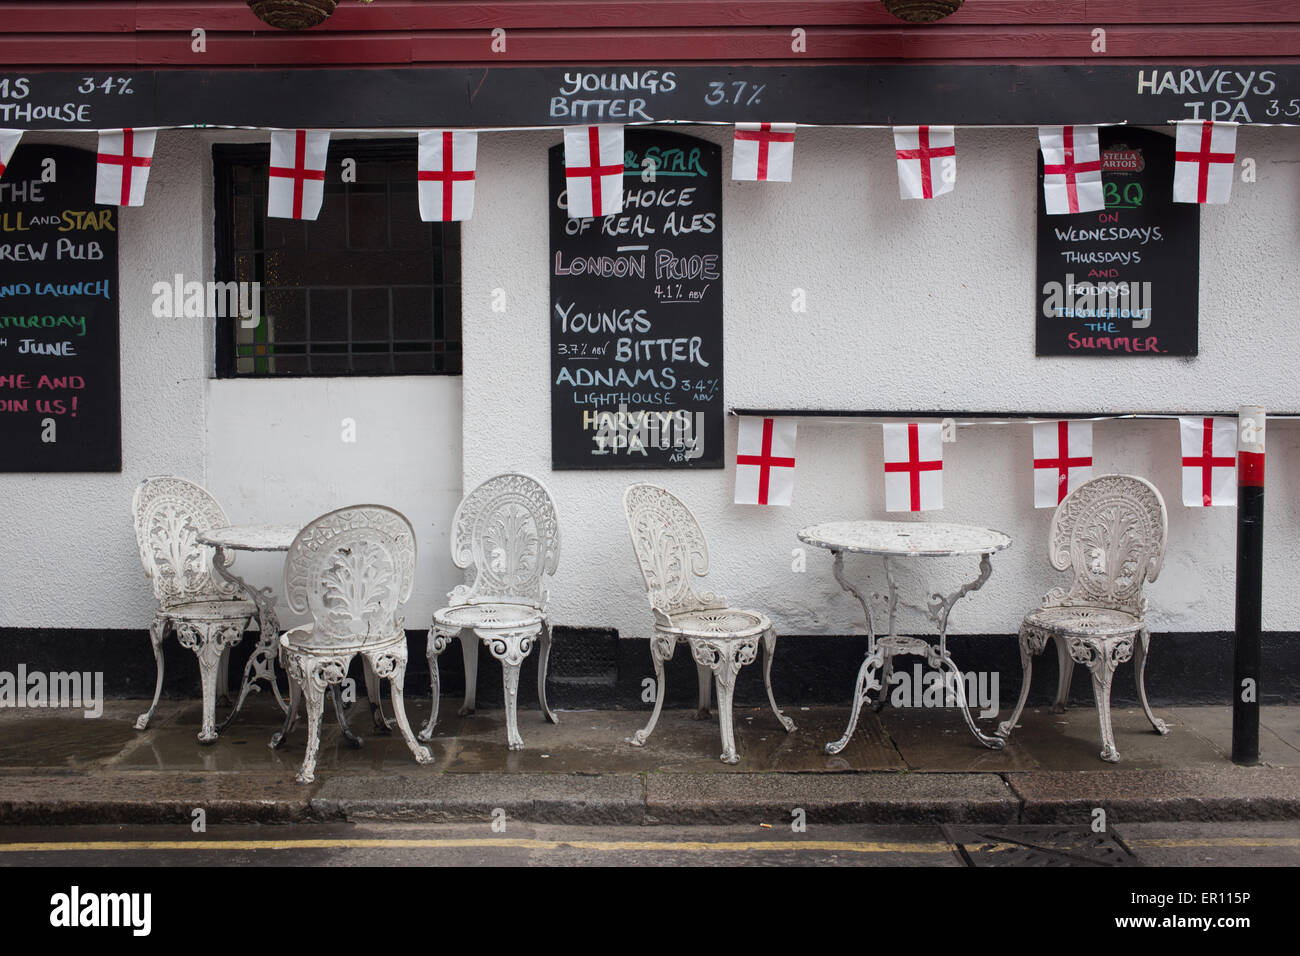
<box><xmin>0</xmin><ymin>145</ymin><xmax>121</xmax><ymax>471</ymax></box>
<box><xmin>1036</xmin><ymin>126</ymin><xmax>1199</xmax><ymax>357</ymax></box>
<box><xmin>549</xmin><ymin>130</ymin><xmax>723</xmax><ymax>469</ymax></box>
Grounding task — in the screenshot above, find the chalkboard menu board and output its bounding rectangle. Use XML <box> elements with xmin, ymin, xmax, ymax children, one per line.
<box><xmin>1036</xmin><ymin>126</ymin><xmax>1199</xmax><ymax>357</ymax></box>
<box><xmin>549</xmin><ymin>130</ymin><xmax>723</xmax><ymax>469</ymax></box>
<box><xmin>0</xmin><ymin>145</ymin><xmax>120</xmax><ymax>471</ymax></box>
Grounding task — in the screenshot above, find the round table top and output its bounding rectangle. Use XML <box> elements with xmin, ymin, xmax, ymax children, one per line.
<box><xmin>197</xmin><ymin>524</ymin><xmax>301</xmax><ymax>552</ymax></box>
<box><xmin>797</xmin><ymin>520</ymin><xmax>1012</xmax><ymax>557</ymax></box>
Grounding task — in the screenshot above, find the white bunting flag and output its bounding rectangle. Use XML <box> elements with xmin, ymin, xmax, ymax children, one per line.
<box><xmin>735</xmin><ymin>417</ymin><xmax>797</xmax><ymax>506</ymax></box>
<box><xmin>1033</xmin><ymin>420</ymin><xmax>1094</xmax><ymax>507</ymax></box>
<box><xmin>732</xmin><ymin>123</ymin><xmax>796</xmax><ymax>182</ymax></box>
<box><xmin>563</xmin><ymin>125</ymin><xmax>624</xmax><ymax>218</ymax></box>
<box><xmin>95</xmin><ymin>128</ymin><xmax>156</xmax><ymax>206</ymax></box>
<box><xmin>1038</xmin><ymin>125</ymin><xmax>1104</xmax><ymax>214</ymax></box>
<box><xmin>1180</xmin><ymin>417</ymin><xmax>1237</xmax><ymax>507</ymax></box>
<box><xmin>883</xmin><ymin>423</ymin><xmax>943</xmax><ymax>512</ymax></box>
<box><xmin>268</xmin><ymin>129</ymin><xmax>330</xmax><ymax>220</ymax></box>
<box><xmin>1174</xmin><ymin>121</ymin><xmax>1237</xmax><ymax>204</ymax></box>
<box><xmin>893</xmin><ymin>125</ymin><xmax>955</xmax><ymax>199</ymax></box>
<box><xmin>418</xmin><ymin>130</ymin><xmax>477</xmax><ymax>222</ymax></box>
<box><xmin>0</xmin><ymin>129</ymin><xmax>21</xmax><ymax>180</ymax></box>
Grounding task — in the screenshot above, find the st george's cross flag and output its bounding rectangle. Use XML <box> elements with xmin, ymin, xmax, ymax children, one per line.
<box><xmin>1038</xmin><ymin>125</ymin><xmax>1104</xmax><ymax>215</ymax></box>
<box><xmin>1173</xmin><ymin>121</ymin><xmax>1237</xmax><ymax>204</ymax></box>
<box><xmin>563</xmin><ymin>125</ymin><xmax>624</xmax><ymax>218</ymax></box>
<box><xmin>268</xmin><ymin>130</ymin><xmax>330</xmax><ymax>220</ymax></box>
<box><xmin>732</xmin><ymin>123</ymin><xmax>796</xmax><ymax>182</ymax></box>
<box><xmin>883</xmin><ymin>423</ymin><xmax>944</xmax><ymax>512</ymax></box>
<box><xmin>0</xmin><ymin>129</ymin><xmax>21</xmax><ymax>180</ymax></box>
<box><xmin>418</xmin><ymin>130</ymin><xmax>477</xmax><ymax>222</ymax></box>
<box><xmin>893</xmin><ymin>126</ymin><xmax>956</xmax><ymax>199</ymax></box>
<box><xmin>1180</xmin><ymin>417</ymin><xmax>1237</xmax><ymax>507</ymax></box>
<box><xmin>96</xmin><ymin>129</ymin><xmax>157</xmax><ymax>206</ymax></box>
<box><xmin>1033</xmin><ymin>420</ymin><xmax>1094</xmax><ymax>507</ymax></box>
<box><xmin>735</xmin><ymin>417</ymin><xmax>797</xmax><ymax>506</ymax></box>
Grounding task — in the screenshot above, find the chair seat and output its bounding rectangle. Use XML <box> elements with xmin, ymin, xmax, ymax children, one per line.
<box><xmin>163</xmin><ymin>599</ymin><xmax>256</xmax><ymax>623</ymax></box>
<box><xmin>662</xmin><ymin>608</ymin><xmax>770</xmax><ymax>640</ymax></box>
<box><xmin>434</xmin><ymin>603</ymin><xmax>544</xmax><ymax>630</ymax></box>
<box><xmin>1024</xmin><ymin>605</ymin><xmax>1142</xmax><ymax>638</ymax></box>
<box><xmin>281</xmin><ymin>623</ymin><xmax>404</xmax><ymax>656</ymax></box>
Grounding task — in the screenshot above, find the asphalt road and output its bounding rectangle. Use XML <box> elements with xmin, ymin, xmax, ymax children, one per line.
<box><xmin>0</xmin><ymin>820</ymin><xmax>1297</xmax><ymax>867</ymax></box>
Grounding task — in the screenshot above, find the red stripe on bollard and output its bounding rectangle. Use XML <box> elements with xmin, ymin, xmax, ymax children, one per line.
<box><xmin>1240</xmin><ymin>450</ymin><xmax>1265</xmax><ymax>487</ymax></box>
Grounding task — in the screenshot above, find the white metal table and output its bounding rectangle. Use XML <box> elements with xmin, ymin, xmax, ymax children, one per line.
<box><xmin>197</xmin><ymin>524</ymin><xmax>300</xmax><ymax>730</ymax></box>
<box><xmin>797</xmin><ymin>520</ymin><xmax>1012</xmax><ymax>753</ymax></box>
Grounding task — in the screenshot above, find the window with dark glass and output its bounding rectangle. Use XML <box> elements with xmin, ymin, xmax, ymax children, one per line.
<box><xmin>213</xmin><ymin>140</ymin><xmax>461</xmax><ymax>376</ymax></box>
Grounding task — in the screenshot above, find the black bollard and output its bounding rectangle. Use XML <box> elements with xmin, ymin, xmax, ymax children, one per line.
<box><xmin>1232</xmin><ymin>405</ymin><xmax>1264</xmax><ymax>765</ymax></box>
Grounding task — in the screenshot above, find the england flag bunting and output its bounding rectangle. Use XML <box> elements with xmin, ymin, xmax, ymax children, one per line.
<box><xmin>1173</xmin><ymin>121</ymin><xmax>1237</xmax><ymax>204</ymax></box>
<box><xmin>1033</xmin><ymin>420</ymin><xmax>1094</xmax><ymax>507</ymax></box>
<box><xmin>95</xmin><ymin>128</ymin><xmax>156</xmax><ymax>206</ymax></box>
<box><xmin>1038</xmin><ymin>125</ymin><xmax>1104</xmax><ymax>215</ymax></box>
<box><xmin>883</xmin><ymin>423</ymin><xmax>943</xmax><ymax>512</ymax></box>
<box><xmin>0</xmin><ymin>129</ymin><xmax>21</xmax><ymax>180</ymax></box>
<box><xmin>563</xmin><ymin>125</ymin><xmax>624</xmax><ymax>219</ymax></box>
<box><xmin>1180</xmin><ymin>417</ymin><xmax>1237</xmax><ymax>507</ymax></box>
<box><xmin>893</xmin><ymin>126</ymin><xmax>955</xmax><ymax>199</ymax></box>
<box><xmin>735</xmin><ymin>417</ymin><xmax>797</xmax><ymax>506</ymax></box>
<box><xmin>732</xmin><ymin>123</ymin><xmax>796</xmax><ymax>182</ymax></box>
<box><xmin>268</xmin><ymin>129</ymin><xmax>330</xmax><ymax>220</ymax></box>
<box><xmin>418</xmin><ymin>130</ymin><xmax>477</xmax><ymax>222</ymax></box>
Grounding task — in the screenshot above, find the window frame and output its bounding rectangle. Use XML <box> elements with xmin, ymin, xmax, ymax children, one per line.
<box><xmin>212</xmin><ymin>137</ymin><xmax>462</xmax><ymax>379</ymax></box>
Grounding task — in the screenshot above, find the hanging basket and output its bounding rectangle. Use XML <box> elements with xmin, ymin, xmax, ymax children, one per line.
<box><xmin>881</xmin><ymin>0</ymin><xmax>964</xmax><ymax>23</ymax></box>
<box><xmin>247</xmin><ymin>0</ymin><xmax>339</xmax><ymax>30</ymax></box>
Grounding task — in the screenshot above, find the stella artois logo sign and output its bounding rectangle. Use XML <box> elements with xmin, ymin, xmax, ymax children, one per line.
<box><xmin>1102</xmin><ymin>145</ymin><xmax>1145</xmax><ymax>174</ymax></box>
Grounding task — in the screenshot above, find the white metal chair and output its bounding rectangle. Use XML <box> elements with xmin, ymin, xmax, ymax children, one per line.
<box><xmin>131</xmin><ymin>476</ymin><xmax>256</xmax><ymax>743</ymax></box>
<box><xmin>271</xmin><ymin>505</ymin><xmax>432</xmax><ymax>783</ymax></box>
<box><xmin>998</xmin><ymin>474</ymin><xmax>1170</xmax><ymax>762</ymax></box>
<box><xmin>623</xmin><ymin>483</ymin><xmax>795</xmax><ymax>764</ymax></box>
<box><xmin>420</xmin><ymin>473</ymin><xmax>560</xmax><ymax>750</ymax></box>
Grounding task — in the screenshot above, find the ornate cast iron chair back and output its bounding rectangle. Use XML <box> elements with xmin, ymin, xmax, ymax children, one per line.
<box><xmin>623</xmin><ymin>482</ymin><xmax>723</xmax><ymax>627</ymax></box>
<box><xmin>132</xmin><ymin>475</ymin><xmax>240</xmax><ymax>610</ymax></box>
<box><xmin>283</xmin><ymin>505</ymin><xmax>417</xmax><ymax>647</ymax></box>
<box><xmin>448</xmin><ymin>472</ymin><xmax>560</xmax><ymax>611</ymax></box>
<box><xmin>1047</xmin><ymin>474</ymin><xmax>1167</xmax><ymax>617</ymax></box>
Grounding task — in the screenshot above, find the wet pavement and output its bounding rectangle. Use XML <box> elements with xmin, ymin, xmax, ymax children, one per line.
<box><xmin>0</xmin><ymin>697</ymin><xmax>1296</xmax><ymax>827</ymax></box>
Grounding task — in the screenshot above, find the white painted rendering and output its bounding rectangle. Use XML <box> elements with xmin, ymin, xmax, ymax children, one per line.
<box><xmin>460</xmin><ymin>126</ymin><xmax>1300</xmax><ymax>640</ymax></box>
<box><xmin>1</xmin><ymin>124</ymin><xmax>1296</xmax><ymax>645</ymax></box>
<box><xmin>0</xmin><ymin>130</ymin><xmax>463</xmax><ymax>630</ymax></box>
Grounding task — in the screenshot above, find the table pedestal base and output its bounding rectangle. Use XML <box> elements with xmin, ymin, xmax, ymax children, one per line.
<box><xmin>824</xmin><ymin>550</ymin><xmax>1005</xmax><ymax>754</ymax></box>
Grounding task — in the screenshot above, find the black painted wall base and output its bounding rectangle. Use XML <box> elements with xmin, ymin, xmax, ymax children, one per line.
<box><xmin>1</xmin><ymin>626</ymin><xmax>1297</xmax><ymax>710</ymax></box>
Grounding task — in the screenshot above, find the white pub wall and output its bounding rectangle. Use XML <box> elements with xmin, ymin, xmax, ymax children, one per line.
<box><xmin>460</xmin><ymin>126</ymin><xmax>1300</xmax><ymax>641</ymax></box>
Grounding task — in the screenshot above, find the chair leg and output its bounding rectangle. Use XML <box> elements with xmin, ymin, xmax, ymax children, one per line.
<box><xmin>134</xmin><ymin>616</ymin><xmax>169</xmax><ymax>731</ymax></box>
<box><xmin>365</xmin><ymin>644</ymin><xmax>433</xmax><ymax>767</ymax></box>
<box><xmin>332</xmin><ymin>684</ymin><xmax>364</xmax><ymax>748</ymax></box>
<box><xmin>459</xmin><ymin>631</ymin><xmax>479</xmax><ymax>716</ymax></box>
<box><xmin>362</xmin><ymin>656</ymin><xmax>392</xmax><ymax>733</ymax></box>
<box><xmin>1134</xmin><ymin>628</ymin><xmax>1169</xmax><ymax>735</ymax></box>
<box><xmin>761</xmin><ymin>629</ymin><xmax>796</xmax><ymax>733</ymax></box>
<box><xmin>1080</xmin><ymin>638</ymin><xmax>1122</xmax><ymax>763</ymax></box>
<box><xmin>693</xmin><ymin>661</ymin><xmax>712</xmax><ymax>719</ymax></box>
<box><xmin>998</xmin><ymin>626</ymin><xmax>1040</xmax><ymax>738</ymax></box>
<box><xmin>538</xmin><ymin>620</ymin><xmax>558</xmax><ymax>724</ymax></box>
<box><xmin>419</xmin><ymin>629</ymin><xmax>452</xmax><ymax>742</ymax></box>
<box><xmin>1052</xmin><ymin>635</ymin><xmax>1075</xmax><ymax>713</ymax></box>
<box><xmin>176</xmin><ymin>620</ymin><xmax>241</xmax><ymax>744</ymax></box>
<box><xmin>627</xmin><ymin>635</ymin><xmax>674</xmax><ymax>747</ymax></box>
<box><xmin>484</xmin><ymin>628</ymin><xmax>536</xmax><ymax>751</ymax></box>
<box><xmin>696</xmin><ymin>638</ymin><xmax>756</xmax><ymax>765</ymax></box>
<box><xmin>285</xmin><ymin>652</ymin><xmax>351</xmax><ymax>784</ymax></box>
<box><xmin>296</xmin><ymin>666</ymin><xmax>330</xmax><ymax>785</ymax></box>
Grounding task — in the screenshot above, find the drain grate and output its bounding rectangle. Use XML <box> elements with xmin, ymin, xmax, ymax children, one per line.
<box><xmin>944</xmin><ymin>825</ymin><xmax>1140</xmax><ymax>867</ymax></box>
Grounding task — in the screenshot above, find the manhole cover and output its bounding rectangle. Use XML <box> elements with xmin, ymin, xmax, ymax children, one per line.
<box><xmin>944</xmin><ymin>825</ymin><xmax>1139</xmax><ymax>867</ymax></box>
